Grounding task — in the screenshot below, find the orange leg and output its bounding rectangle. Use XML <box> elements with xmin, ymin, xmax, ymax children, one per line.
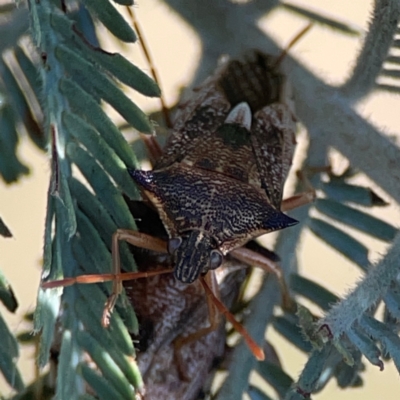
<box><xmin>42</xmin><ymin>230</ymin><xmax>172</xmax><ymax>326</ymax></box>
<box><xmin>200</xmin><ymin>275</ymin><xmax>265</xmax><ymax>361</ymax></box>
<box><xmin>174</xmin><ymin>272</ymin><xmax>265</xmax><ymax>362</ymax></box>
<box><xmin>230</xmin><ymin>247</ymin><xmax>295</xmax><ymax>311</ymax></box>
<box><xmin>174</xmin><ymin>272</ymin><xmax>221</xmax><ymax>350</ymax></box>
<box><xmin>42</xmin><ymin>228</ymin><xmax>264</xmax><ymax>360</ymax></box>
<box><xmin>281</xmin><ymin>191</ymin><xmax>315</xmax><ymax>212</ymax></box>
<box><xmin>104</xmin><ymin>229</ymin><xmax>169</xmax><ymax>326</ymax></box>
<box><xmin>281</xmin><ymin>169</ymin><xmax>318</xmax><ymax>212</ymax></box>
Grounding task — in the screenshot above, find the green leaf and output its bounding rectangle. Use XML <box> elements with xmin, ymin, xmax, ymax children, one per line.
<box><xmin>74</xmin><ymin>208</ymin><xmax>113</xmax><ymax>276</ymax></box>
<box><xmin>42</xmin><ymin>192</ymin><xmax>55</xmax><ymax>277</ymax></box>
<box><xmin>0</xmin><ymin>311</ymin><xmax>19</xmax><ymax>359</ymax></box>
<box><xmin>74</xmin><ymin>279</ymin><xmax>136</xmax><ymax>354</ymax></box>
<box><xmin>346</xmin><ymin>327</ymin><xmax>383</xmax><ymax>369</ymax></box>
<box><xmin>315</xmin><ymin>199</ymin><xmax>397</xmax><ymax>242</ymax></box>
<box><xmin>308</xmin><ymin>218</ymin><xmax>369</xmax><ymax>271</ymax></box>
<box><xmin>55</xmin><ymin>44</ymin><xmax>152</xmax><ymax>133</ymax></box>
<box><xmin>321</xmin><ymin>181</ymin><xmax>387</xmax><ymax>207</ymax></box>
<box><xmin>112</xmin><ymin>0</ymin><xmax>134</xmax><ymax>5</ymax></box>
<box><xmin>81</xmin><ymin>0</ymin><xmax>136</xmax><ymax>42</ymax></box>
<box><xmin>70</xmin><ymin>178</ymin><xmax>136</xmax><ymax>273</ymax></box>
<box><xmin>290</xmin><ymin>274</ymin><xmax>339</xmax><ymax>311</ymax></box>
<box><xmin>248</xmin><ymin>385</ymin><xmax>274</xmax><ymax>400</ymax></box>
<box><xmin>383</xmin><ymin>284</ymin><xmax>400</xmax><ymax>320</ymax></box>
<box><xmin>257</xmin><ymin>361</ymin><xmax>293</xmax><ymax>399</ymax></box>
<box><xmin>0</xmin><ymin>104</ymin><xmax>29</xmax><ymax>183</ymax></box>
<box><xmin>272</xmin><ymin>315</ymin><xmax>312</xmax><ymax>353</ymax></box>
<box><xmin>286</xmin><ymin>345</ymin><xmax>334</xmax><ymax>398</ymax></box>
<box><xmin>57</xmin><ymin>330</ymin><xmax>84</xmax><ymax>400</ymax></box>
<box><xmin>58</xmin><ymin>172</ymin><xmax>77</xmax><ymax>239</ymax></box>
<box><xmin>79</xmin><ymin>364</ymin><xmax>126</xmax><ymax>400</ymax></box>
<box><xmin>73</xmin><ymin>209</ymin><xmax>138</xmax><ymax>332</ymax></box>
<box><xmin>85</xmin><ymin>49</ymin><xmax>160</xmax><ymax>97</ymax></box>
<box><xmin>282</xmin><ymin>3</ymin><xmax>361</xmax><ymax>35</ymax></box>
<box><xmin>51</xmin><ymin>12</ymin><xmax>159</xmax><ymax>97</ymax></box>
<box><xmin>0</xmin><ymin>270</ymin><xmax>18</xmax><ymax>312</ymax></box>
<box><xmin>63</xmin><ymin>111</ymin><xmax>139</xmax><ymax>200</ymax></box>
<box><xmin>14</xmin><ymin>45</ymin><xmax>43</xmax><ymax>103</ymax></box>
<box><xmin>75</xmin><ymin>295</ymin><xmax>142</xmax><ymax>389</ymax></box>
<box><xmin>16</xmin><ymin>331</ymin><xmax>35</xmax><ymax>344</ymax></box>
<box><xmin>0</xmin><ymin>312</ymin><xmax>24</xmax><ymax>390</ymax></box>
<box><xmin>0</xmin><ymin>217</ymin><xmax>12</xmax><ymax>237</ymax></box>
<box><xmin>0</xmin><ymin>7</ymin><xmax>29</xmax><ymax>53</ymax></box>
<box><xmin>77</xmin><ymin>330</ymin><xmax>135</xmax><ymax>399</ymax></box>
<box><xmin>335</xmin><ymin>361</ymin><xmax>363</xmax><ymax>388</ymax></box>
<box><xmin>67</xmin><ymin>143</ymin><xmax>137</xmax><ymax>232</ymax></box>
<box><xmin>35</xmin><ymin>235</ymin><xmax>62</xmax><ymax>368</ymax></box>
<box><xmin>0</xmin><ymin>59</ymin><xmax>44</xmax><ymax>148</ymax></box>
<box><xmin>361</xmin><ymin>316</ymin><xmax>400</xmax><ymax>373</ymax></box>
<box><xmin>60</xmin><ymin>77</ymin><xmax>139</xmax><ymax>170</ymax></box>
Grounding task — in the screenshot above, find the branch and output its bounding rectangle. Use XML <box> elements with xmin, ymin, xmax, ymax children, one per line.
<box><xmin>319</xmin><ymin>231</ymin><xmax>400</xmax><ymax>336</ymax></box>
<box><xmin>341</xmin><ymin>0</ymin><xmax>400</xmax><ymax>99</ymax></box>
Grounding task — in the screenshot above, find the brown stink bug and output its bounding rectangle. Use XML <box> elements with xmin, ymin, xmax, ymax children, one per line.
<box><xmin>43</xmin><ymin>48</ymin><xmax>314</xmax><ymax>363</ymax></box>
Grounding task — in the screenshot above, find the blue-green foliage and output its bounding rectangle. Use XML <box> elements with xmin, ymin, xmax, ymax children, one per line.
<box><xmin>1</xmin><ymin>1</ymin><xmax>400</xmax><ymax>399</ymax></box>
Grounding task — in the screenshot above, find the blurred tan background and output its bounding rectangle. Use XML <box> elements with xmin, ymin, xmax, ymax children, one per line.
<box><xmin>0</xmin><ymin>0</ymin><xmax>400</xmax><ymax>398</ymax></box>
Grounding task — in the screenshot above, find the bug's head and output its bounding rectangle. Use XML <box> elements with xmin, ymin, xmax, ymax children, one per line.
<box><xmin>168</xmin><ymin>231</ymin><xmax>223</xmax><ymax>284</ymax></box>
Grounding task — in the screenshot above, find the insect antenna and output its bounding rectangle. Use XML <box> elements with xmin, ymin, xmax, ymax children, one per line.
<box><xmin>272</xmin><ymin>22</ymin><xmax>313</xmax><ymax>68</ymax></box>
<box><xmin>126</xmin><ymin>7</ymin><xmax>172</xmax><ymax>128</ymax></box>
<box><xmin>125</xmin><ymin>6</ymin><xmax>172</xmax><ymax>165</ymax></box>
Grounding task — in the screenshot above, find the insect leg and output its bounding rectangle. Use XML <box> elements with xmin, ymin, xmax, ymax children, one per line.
<box><xmin>41</xmin><ymin>230</ymin><xmax>173</xmax><ymax>326</ymax></box>
<box><xmin>281</xmin><ymin>191</ymin><xmax>315</xmax><ymax>212</ymax></box>
<box><xmin>230</xmin><ymin>247</ymin><xmax>295</xmax><ymax>311</ymax></box>
<box><xmin>281</xmin><ymin>166</ymin><xmax>332</xmax><ymax>211</ymax></box>
<box><xmin>103</xmin><ymin>229</ymin><xmax>170</xmax><ymax>326</ymax></box>
<box><xmin>173</xmin><ymin>272</ymin><xmax>265</xmax><ymax>361</ymax></box>
<box><xmin>173</xmin><ymin>272</ymin><xmax>221</xmax><ymax>352</ymax></box>
<box><xmin>200</xmin><ymin>275</ymin><xmax>265</xmax><ymax>361</ymax></box>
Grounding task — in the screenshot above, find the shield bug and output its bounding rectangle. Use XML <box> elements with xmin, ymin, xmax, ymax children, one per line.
<box><xmin>42</xmin><ymin>21</ymin><xmax>315</xmax><ymax>363</ymax></box>
<box><xmin>43</xmin><ymin>50</ymin><xmax>314</xmax><ymax>362</ymax></box>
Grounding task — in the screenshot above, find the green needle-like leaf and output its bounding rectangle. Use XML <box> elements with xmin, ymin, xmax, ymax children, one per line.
<box><xmin>0</xmin><ymin>217</ymin><xmax>12</xmax><ymax>238</ymax></box>
<box><xmin>55</xmin><ymin>44</ymin><xmax>153</xmax><ymax>133</ymax></box>
<box><xmin>290</xmin><ymin>274</ymin><xmax>339</xmax><ymax>311</ymax></box>
<box><xmin>308</xmin><ymin>218</ymin><xmax>369</xmax><ymax>271</ymax></box>
<box><xmin>257</xmin><ymin>361</ymin><xmax>293</xmax><ymax>399</ymax></box>
<box><xmin>315</xmin><ymin>199</ymin><xmax>397</xmax><ymax>242</ymax></box>
<box><xmin>63</xmin><ymin>111</ymin><xmax>139</xmax><ymax>200</ymax></box>
<box><xmin>77</xmin><ymin>330</ymin><xmax>135</xmax><ymax>399</ymax></box>
<box><xmin>81</xmin><ymin>0</ymin><xmax>136</xmax><ymax>43</ymax></box>
<box><xmin>0</xmin><ymin>270</ymin><xmax>18</xmax><ymax>312</ymax></box>
<box><xmin>321</xmin><ymin>181</ymin><xmax>387</xmax><ymax>207</ymax></box>
<box><xmin>60</xmin><ymin>77</ymin><xmax>139</xmax><ymax>171</ymax></box>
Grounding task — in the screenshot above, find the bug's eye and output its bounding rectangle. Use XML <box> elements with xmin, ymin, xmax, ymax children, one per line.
<box><xmin>168</xmin><ymin>237</ymin><xmax>182</xmax><ymax>254</ymax></box>
<box><xmin>210</xmin><ymin>250</ymin><xmax>223</xmax><ymax>270</ymax></box>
